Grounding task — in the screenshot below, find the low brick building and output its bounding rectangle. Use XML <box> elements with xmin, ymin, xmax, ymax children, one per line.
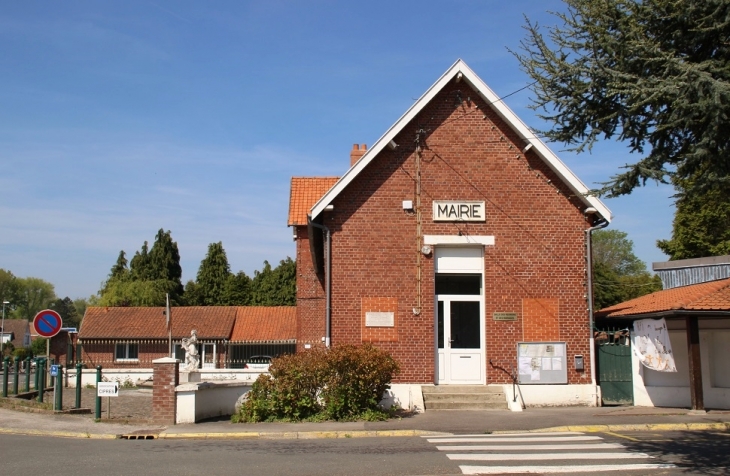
<box><xmin>288</xmin><ymin>60</ymin><xmax>612</xmax><ymax>407</ymax></box>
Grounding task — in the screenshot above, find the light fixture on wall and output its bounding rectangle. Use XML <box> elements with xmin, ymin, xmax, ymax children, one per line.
<box><xmin>421</xmin><ymin>245</ymin><xmax>432</xmax><ymax>256</ymax></box>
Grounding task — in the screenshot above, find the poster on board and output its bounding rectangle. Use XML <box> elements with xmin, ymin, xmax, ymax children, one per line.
<box><xmin>517</xmin><ymin>342</ymin><xmax>568</xmax><ymax>384</ymax></box>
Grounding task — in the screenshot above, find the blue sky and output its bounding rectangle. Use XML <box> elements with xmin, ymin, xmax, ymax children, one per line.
<box><xmin>0</xmin><ymin>1</ymin><xmax>674</xmax><ymax>300</ymax></box>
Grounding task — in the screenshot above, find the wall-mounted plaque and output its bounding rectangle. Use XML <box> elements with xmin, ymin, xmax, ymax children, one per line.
<box><xmin>365</xmin><ymin>312</ymin><xmax>395</xmax><ymax>327</ymax></box>
<box><xmin>433</xmin><ymin>201</ymin><xmax>486</xmax><ymax>222</ymax></box>
<box><xmin>493</xmin><ymin>312</ymin><xmax>517</xmax><ymax>321</ymax></box>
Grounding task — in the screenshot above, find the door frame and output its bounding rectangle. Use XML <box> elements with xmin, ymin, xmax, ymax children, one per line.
<box><xmin>433</xmin><ymin>246</ymin><xmax>486</xmax><ymax>385</ymax></box>
<box><xmin>436</xmin><ymin>293</ymin><xmax>485</xmax><ymax>384</ymax></box>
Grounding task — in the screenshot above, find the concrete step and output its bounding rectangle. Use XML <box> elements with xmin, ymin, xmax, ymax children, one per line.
<box><xmin>421</xmin><ymin>385</ymin><xmax>505</xmax><ymax>394</ymax></box>
<box><xmin>421</xmin><ymin>385</ymin><xmax>508</xmax><ymax>410</ymax></box>
<box><xmin>424</xmin><ymin>400</ymin><xmax>507</xmax><ymax>410</ymax></box>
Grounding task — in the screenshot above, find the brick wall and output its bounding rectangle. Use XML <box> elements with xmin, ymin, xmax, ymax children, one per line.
<box><xmin>152</xmin><ymin>358</ymin><xmax>179</xmax><ymax>424</ymax></box>
<box><xmin>296</xmin><ymin>81</ymin><xmax>592</xmax><ymax>385</ymax></box>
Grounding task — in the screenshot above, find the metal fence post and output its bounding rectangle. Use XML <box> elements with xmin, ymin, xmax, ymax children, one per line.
<box><xmin>95</xmin><ymin>365</ymin><xmax>102</xmax><ymax>419</ymax></box>
<box><xmin>2</xmin><ymin>356</ymin><xmax>8</xmax><ymax>397</ymax></box>
<box><xmin>37</xmin><ymin>359</ymin><xmax>45</xmax><ymax>403</ymax></box>
<box><xmin>75</xmin><ymin>362</ymin><xmax>82</xmax><ymax>409</ymax></box>
<box><xmin>50</xmin><ymin>358</ymin><xmax>55</xmax><ymax>388</ymax></box>
<box><xmin>55</xmin><ymin>364</ymin><xmax>63</xmax><ymax>411</ymax></box>
<box><xmin>24</xmin><ymin>357</ymin><xmax>31</xmax><ymax>393</ymax></box>
<box><xmin>12</xmin><ymin>357</ymin><xmax>19</xmax><ymax>395</ymax></box>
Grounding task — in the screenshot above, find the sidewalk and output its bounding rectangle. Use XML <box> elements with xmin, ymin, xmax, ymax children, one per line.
<box><xmin>1</xmin><ymin>400</ymin><xmax>728</xmax><ymax>440</ymax></box>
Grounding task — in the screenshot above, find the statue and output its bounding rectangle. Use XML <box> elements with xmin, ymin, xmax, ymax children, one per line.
<box><xmin>181</xmin><ymin>329</ymin><xmax>199</xmax><ymax>372</ymax></box>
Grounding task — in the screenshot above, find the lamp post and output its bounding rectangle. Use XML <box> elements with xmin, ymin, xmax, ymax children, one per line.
<box><xmin>1</xmin><ymin>300</ymin><xmax>9</xmax><ymax>358</ymax></box>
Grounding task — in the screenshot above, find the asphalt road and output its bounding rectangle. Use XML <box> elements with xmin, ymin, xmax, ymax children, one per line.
<box><xmin>1</xmin><ymin>431</ymin><xmax>728</xmax><ymax>475</ymax></box>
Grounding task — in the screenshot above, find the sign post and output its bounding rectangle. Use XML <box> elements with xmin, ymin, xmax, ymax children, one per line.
<box><xmin>33</xmin><ymin>310</ymin><xmax>63</xmax><ymax>392</ymax></box>
<box><xmin>97</xmin><ymin>381</ymin><xmax>119</xmax><ymax>419</ymax></box>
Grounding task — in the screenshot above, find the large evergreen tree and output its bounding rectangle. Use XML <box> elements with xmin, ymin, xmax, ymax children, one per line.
<box><xmin>193</xmin><ymin>242</ymin><xmax>233</xmax><ymax>306</ymax></box>
<box><xmin>49</xmin><ymin>296</ymin><xmax>80</xmax><ymax>328</ymax></box>
<box><xmin>657</xmin><ymin>176</ymin><xmax>730</xmax><ymax>260</ymax></box>
<box><xmin>250</xmin><ymin>258</ymin><xmax>296</xmax><ymax>306</ymax></box>
<box><xmin>515</xmin><ymin>0</ymin><xmax>730</xmax><ymax>197</ymax></box>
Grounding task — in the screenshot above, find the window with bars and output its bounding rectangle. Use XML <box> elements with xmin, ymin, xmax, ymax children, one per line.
<box><xmin>115</xmin><ymin>342</ymin><xmax>139</xmax><ymax>361</ymax></box>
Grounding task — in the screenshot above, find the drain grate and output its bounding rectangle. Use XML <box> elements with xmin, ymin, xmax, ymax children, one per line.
<box><xmin>118</xmin><ymin>431</ymin><xmax>161</xmax><ymax>440</ymax></box>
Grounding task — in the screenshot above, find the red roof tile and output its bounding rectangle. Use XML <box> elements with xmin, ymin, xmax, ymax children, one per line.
<box><xmin>597</xmin><ymin>278</ymin><xmax>730</xmax><ymax>318</ymax></box>
<box><xmin>80</xmin><ymin>307</ymin><xmax>237</xmax><ymax>340</ymax></box>
<box><xmin>288</xmin><ymin>177</ymin><xmax>339</xmax><ymax>226</ymax></box>
<box><xmin>230</xmin><ymin>306</ymin><xmax>296</xmax><ymax>343</ymax></box>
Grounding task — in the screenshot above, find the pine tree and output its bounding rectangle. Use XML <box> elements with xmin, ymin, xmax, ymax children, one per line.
<box><xmin>195</xmin><ymin>242</ymin><xmax>232</xmax><ymax>305</ymax></box>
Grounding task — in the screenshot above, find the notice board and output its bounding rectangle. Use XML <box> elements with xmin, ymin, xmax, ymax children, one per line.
<box><xmin>517</xmin><ymin>342</ymin><xmax>568</xmax><ymax>384</ymax></box>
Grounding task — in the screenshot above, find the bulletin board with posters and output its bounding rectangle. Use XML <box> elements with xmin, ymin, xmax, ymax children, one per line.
<box><xmin>517</xmin><ymin>342</ymin><xmax>568</xmax><ymax>384</ymax></box>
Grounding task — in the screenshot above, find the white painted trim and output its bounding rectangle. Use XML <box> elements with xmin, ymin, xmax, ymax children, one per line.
<box><xmin>310</xmin><ymin>59</ymin><xmax>612</xmax><ymax>222</ymax></box>
<box><xmin>424</xmin><ymin>235</ymin><xmax>494</xmax><ymax>246</ymax></box>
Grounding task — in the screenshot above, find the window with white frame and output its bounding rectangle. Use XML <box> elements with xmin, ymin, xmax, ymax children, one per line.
<box><xmin>115</xmin><ymin>342</ymin><xmax>139</xmax><ymax>361</ymax></box>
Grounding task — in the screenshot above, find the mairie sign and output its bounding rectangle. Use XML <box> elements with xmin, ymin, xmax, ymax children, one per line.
<box><xmin>33</xmin><ymin>309</ymin><xmax>63</xmax><ymax>338</ymax></box>
<box><xmin>432</xmin><ymin>200</ymin><xmax>485</xmax><ymax>222</ymax></box>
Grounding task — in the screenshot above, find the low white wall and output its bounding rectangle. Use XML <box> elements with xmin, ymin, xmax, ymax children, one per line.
<box><xmin>64</xmin><ymin>368</ymin><xmax>266</xmax><ymax>388</ymax></box>
<box><xmin>633</xmin><ymin>319</ymin><xmax>730</xmax><ymax>410</ymax></box>
<box><xmin>508</xmin><ymin>384</ymin><xmax>598</xmax><ymax>408</ymax></box>
<box><xmin>176</xmin><ymin>382</ymin><xmax>251</xmax><ymax>424</ymax></box>
<box><xmin>380</xmin><ymin>384</ymin><xmax>426</xmax><ymax>413</ymax></box>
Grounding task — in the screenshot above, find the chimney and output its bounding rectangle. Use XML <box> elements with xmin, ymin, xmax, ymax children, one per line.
<box><xmin>350</xmin><ymin>143</ymin><xmax>367</xmax><ymax>166</ymax></box>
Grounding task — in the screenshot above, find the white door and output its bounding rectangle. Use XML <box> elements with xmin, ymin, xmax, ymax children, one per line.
<box><xmin>434</xmin><ymin>246</ymin><xmax>485</xmax><ymax>385</ymax></box>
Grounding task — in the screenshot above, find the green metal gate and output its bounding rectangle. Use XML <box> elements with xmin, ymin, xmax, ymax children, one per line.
<box><xmin>596</xmin><ymin>328</ymin><xmax>633</xmax><ymax>405</ymax></box>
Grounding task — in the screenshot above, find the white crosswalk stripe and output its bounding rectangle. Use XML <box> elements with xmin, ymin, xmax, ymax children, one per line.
<box><xmin>424</xmin><ymin>431</ymin><xmax>676</xmax><ymax>474</ymax></box>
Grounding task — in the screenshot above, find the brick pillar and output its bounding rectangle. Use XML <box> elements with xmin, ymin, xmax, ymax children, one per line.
<box><xmin>152</xmin><ymin>357</ymin><xmax>179</xmax><ymax>424</ymax></box>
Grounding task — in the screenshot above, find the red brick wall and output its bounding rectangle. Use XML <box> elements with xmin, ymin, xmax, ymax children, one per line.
<box><xmin>152</xmin><ymin>359</ymin><xmax>178</xmax><ymax>424</ymax></box>
<box><xmin>296</xmin><ymin>81</ymin><xmax>592</xmax><ymax>385</ymax></box>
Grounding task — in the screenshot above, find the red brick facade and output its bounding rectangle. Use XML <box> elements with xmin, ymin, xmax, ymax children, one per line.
<box><xmin>293</xmin><ymin>65</ymin><xmax>604</xmax><ymax>386</ymax></box>
<box><xmin>152</xmin><ymin>358</ymin><xmax>179</xmax><ymax>424</ymax></box>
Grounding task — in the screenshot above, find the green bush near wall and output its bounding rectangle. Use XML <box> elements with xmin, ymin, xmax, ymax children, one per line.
<box><xmin>233</xmin><ymin>344</ymin><xmax>400</xmax><ymax>422</ymax></box>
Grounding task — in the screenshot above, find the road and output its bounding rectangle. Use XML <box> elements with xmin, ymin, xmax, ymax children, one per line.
<box><xmin>0</xmin><ymin>430</ymin><xmax>727</xmax><ymax>475</ymax></box>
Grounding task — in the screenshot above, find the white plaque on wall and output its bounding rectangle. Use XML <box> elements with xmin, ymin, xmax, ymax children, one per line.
<box><xmin>365</xmin><ymin>312</ymin><xmax>395</xmax><ymax>327</ymax></box>
<box><xmin>433</xmin><ymin>201</ymin><xmax>485</xmax><ymax>222</ymax></box>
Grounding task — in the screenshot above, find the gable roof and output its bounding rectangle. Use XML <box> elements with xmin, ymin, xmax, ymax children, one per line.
<box><xmin>288</xmin><ymin>177</ymin><xmax>339</xmax><ymax>226</ymax></box>
<box><xmin>80</xmin><ymin>307</ymin><xmax>237</xmax><ymax>340</ymax></box>
<box><xmin>597</xmin><ymin>278</ymin><xmax>730</xmax><ymax>319</ymax></box>
<box><xmin>310</xmin><ymin>59</ymin><xmax>612</xmax><ymax>223</ymax></box>
<box><xmin>230</xmin><ymin>306</ymin><xmax>296</xmax><ymax>343</ymax></box>
<box><xmin>1</xmin><ymin>319</ymin><xmax>30</xmax><ymax>347</ymax></box>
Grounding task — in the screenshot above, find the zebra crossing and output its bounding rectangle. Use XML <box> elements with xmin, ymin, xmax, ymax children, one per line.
<box><xmin>424</xmin><ymin>431</ymin><xmax>676</xmax><ymax>474</ymax></box>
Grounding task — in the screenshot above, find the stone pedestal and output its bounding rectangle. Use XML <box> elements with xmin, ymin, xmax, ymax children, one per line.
<box><xmin>180</xmin><ymin>371</ymin><xmax>201</xmax><ymax>383</ymax></box>
<box><xmin>152</xmin><ymin>357</ymin><xmax>179</xmax><ymax>425</ymax></box>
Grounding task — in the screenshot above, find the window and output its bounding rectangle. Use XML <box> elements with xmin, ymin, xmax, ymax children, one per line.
<box><xmin>115</xmin><ymin>343</ymin><xmax>139</xmax><ymax>361</ymax></box>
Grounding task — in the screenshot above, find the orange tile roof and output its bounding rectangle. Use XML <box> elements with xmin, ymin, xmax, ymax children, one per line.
<box><xmin>288</xmin><ymin>177</ymin><xmax>339</xmax><ymax>226</ymax></box>
<box><xmin>597</xmin><ymin>278</ymin><xmax>730</xmax><ymax>318</ymax></box>
<box><xmin>230</xmin><ymin>306</ymin><xmax>296</xmax><ymax>343</ymax></box>
<box><xmin>80</xmin><ymin>307</ymin><xmax>237</xmax><ymax>340</ymax></box>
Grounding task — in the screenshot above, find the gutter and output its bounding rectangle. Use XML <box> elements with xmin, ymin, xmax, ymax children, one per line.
<box><xmin>585</xmin><ymin>210</ymin><xmax>609</xmax><ymax>406</ymax></box>
<box><xmin>308</xmin><ymin>217</ymin><xmax>331</xmax><ymax>348</ymax></box>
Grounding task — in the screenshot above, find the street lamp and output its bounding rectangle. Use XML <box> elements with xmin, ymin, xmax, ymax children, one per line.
<box><xmin>1</xmin><ymin>300</ymin><xmax>9</xmax><ymax>357</ymax></box>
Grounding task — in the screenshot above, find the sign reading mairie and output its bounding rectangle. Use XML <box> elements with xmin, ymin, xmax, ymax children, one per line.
<box><xmin>432</xmin><ymin>201</ymin><xmax>485</xmax><ymax>222</ymax></box>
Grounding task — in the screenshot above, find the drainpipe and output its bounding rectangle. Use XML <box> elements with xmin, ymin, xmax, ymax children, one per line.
<box><xmin>308</xmin><ymin>218</ymin><xmax>331</xmax><ymax>348</ymax></box>
<box><xmin>585</xmin><ymin>208</ymin><xmax>608</xmax><ymax>406</ymax></box>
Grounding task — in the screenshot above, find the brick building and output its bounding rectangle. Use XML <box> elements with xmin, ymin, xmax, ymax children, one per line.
<box><xmin>288</xmin><ymin>60</ymin><xmax>612</xmax><ymax>408</ymax></box>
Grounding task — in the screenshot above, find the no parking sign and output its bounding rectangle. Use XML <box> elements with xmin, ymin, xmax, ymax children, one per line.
<box><xmin>33</xmin><ymin>310</ymin><xmax>63</xmax><ymax>338</ymax></box>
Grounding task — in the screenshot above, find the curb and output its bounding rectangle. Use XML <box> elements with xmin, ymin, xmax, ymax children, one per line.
<box><xmin>505</xmin><ymin>422</ymin><xmax>730</xmax><ymax>433</ymax></box>
<box><xmin>158</xmin><ymin>429</ymin><xmax>451</xmax><ymax>440</ymax></box>
<box><xmin>0</xmin><ymin>427</ymin><xmax>116</xmax><ymax>439</ymax></box>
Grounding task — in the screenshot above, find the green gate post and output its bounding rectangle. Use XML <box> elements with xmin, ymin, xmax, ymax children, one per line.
<box><xmin>95</xmin><ymin>366</ymin><xmax>102</xmax><ymax>419</ymax></box>
<box><xmin>50</xmin><ymin>358</ymin><xmax>55</xmax><ymax>388</ymax></box>
<box><xmin>2</xmin><ymin>356</ymin><xmax>8</xmax><ymax>397</ymax></box>
<box><xmin>12</xmin><ymin>357</ymin><xmax>19</xmax><ymax>395</ymax></box>
<box><xmin>33</xmin><ymin>358</ymin><xmax>39</xmax><ymax>391</ymax></box>
<box><xmin>37</xmin><ymin>359</ymin><xmax>45</xmax><ymax>403</ymax></box>
<box><xmin>24</xmin><ymin>357</ymin><xmax>31</xmax><ymax>392</ymax></box>
<box><xmin>75</xmin><ymin>363</ymin><xmax>82</xmax><ymax>409</ymax></box>
<box><xmin>54</xmin><ymin>364</ymin><xmax>63</xmax><ymax>411</ymax></box>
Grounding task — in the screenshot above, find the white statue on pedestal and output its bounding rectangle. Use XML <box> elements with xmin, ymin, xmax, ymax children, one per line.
<box><xmin>181</xmin><ymin>329</ymin><xmax>199</xmax><ymax>372</ymax></box>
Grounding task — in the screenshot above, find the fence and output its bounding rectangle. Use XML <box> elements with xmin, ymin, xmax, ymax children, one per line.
<box><xmin>75</xmin><ymin>339</ymin><xmax>295</xmax><ymax>369</ymax></box>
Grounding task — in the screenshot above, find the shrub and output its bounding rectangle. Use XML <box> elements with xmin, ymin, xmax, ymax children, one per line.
<box><xmin>234</xmin><ymin>344</ymin><xmax>399</xmax><ymax>423</ymax></box>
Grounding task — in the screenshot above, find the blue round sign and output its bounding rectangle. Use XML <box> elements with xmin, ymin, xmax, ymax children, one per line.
<box><xmin>33</xmin><ymin>310</ymin><xmax>63</xmax><ymax>338</ymax></box>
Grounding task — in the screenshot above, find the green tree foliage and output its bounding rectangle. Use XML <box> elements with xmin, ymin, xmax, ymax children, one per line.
<box><xmin>30</xmin><ymin>337</ymin><xmax>47</xmax><ymax>356</ymax></box>
<box><xmin>14</xmin><ymin>277</ymin><xmax>56</xmax><ymax>321</ymax></box>
<box><xmin>515</xmin><ymin>0</ymin><xmax>730</xmax><ymax>197</ymax></box>
<box><xmin>657</xmin><ymin>177</ymin><xmax>730</xmax><ymax>260</ymax></box>
<box><xmin>250</xmin><ymin>258</ymin><xmax>296</xmax><ymax>306</ymax></box>
<box><xmin>49</xmin><ymin>297</ymin><xmax>80</xmax><ymax>328</ymax></box>
<box><xmin>194</xmin><ymin>242</ymin><xmax>232</xmax><ymax>306</ymax></box>
<box><xmin>592</xmin><ymin>229</ymin><xmax>662</xmax><ymax>310</ymax></box>
<box><xmin>73</xmin><ymin>298</ymin><xmax>88</xmax><ymax>323</ymax></box>
<box><xmin>99</xmin><ymin>229</ymin><xmax>184</xmax><ymax>306</ymax></box>
<box><xmin>0</xmin><ymin>269</ymin><xmax>20</xmax><ymax>305</ymax></box>
<box><xmin>224</xmin><ymin>271</ymin><xmax>252</xmax><ymax>306</ymax></box>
